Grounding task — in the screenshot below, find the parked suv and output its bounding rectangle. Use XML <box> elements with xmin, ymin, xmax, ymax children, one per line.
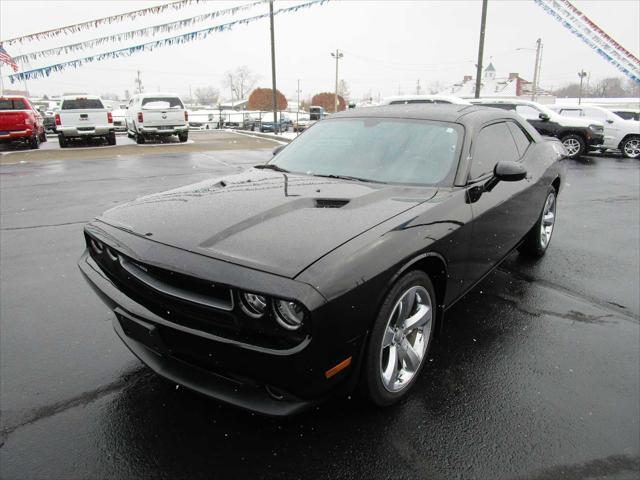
<box><xmin>125</xmin><ymin>93</ymin><xmax>189</xmax><ymax>144</ymax></box>
<box><xmin>470</xmin><ymin>99</ymin><xmax>604</xmax><ymax>158</ymax></box>
<box><xmin>549</xmin><ymin>104</ymin><xmax>640</xmax><ymax>159</ymax></box>
<box><xmin>0</xmin><ymin>96</ymin><xmax>47</xmax><ymax>149</ymax></box>
<box><xmin>56</xmin><ymin>95</ymin><xmax>115</xmax><ymax>147</ymax></box>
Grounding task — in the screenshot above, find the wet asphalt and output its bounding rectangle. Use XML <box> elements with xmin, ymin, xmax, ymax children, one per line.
<box><xmin>0</xmin><ymin>132</ymin><xmax>638</xmax><ymax>480</ymax></box>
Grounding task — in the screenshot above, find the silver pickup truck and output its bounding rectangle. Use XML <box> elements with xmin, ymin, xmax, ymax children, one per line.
<box><xmin>55</xmin><ymin>95</ymin><xmax>115</xmax><ymax>147</ymax></box>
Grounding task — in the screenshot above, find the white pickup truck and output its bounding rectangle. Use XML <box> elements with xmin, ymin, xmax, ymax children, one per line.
<box><xmin>125</xmin><ymin>93</ymin><xmax>189</xmax><ymax>144</ymax></box>
<box><xmin>55</xmin><ymin>95</ymin><xmax>115</xmax><ymax>148</ymax></box>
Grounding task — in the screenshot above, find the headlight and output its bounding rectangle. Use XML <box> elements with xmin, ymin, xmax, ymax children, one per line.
<box><xmin>90</xmin><ymin>238</ymin><xmax>103</xmax><ymax>254</ymax></box>
<box><xmin>273</xmin><ymin>300</ymin><xmax>305</xmax><ymax>330</ymax></box>
<box><xmin>240</xmin><ymin>292</ymin><xmax>268</xmax><ymax>318</ymax></box>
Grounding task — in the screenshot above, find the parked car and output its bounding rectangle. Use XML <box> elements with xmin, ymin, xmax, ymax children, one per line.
<box><xmin>610</xmin><ymin>109</ymin><xmax>640</xmax><ymax>122</ymax></box>
<box><xmin>256</xmin><ymin>119</ymin><xmax>287</xmax><ymax>133</ymax></box>
<box><xmin>42</xmin><ymin>109</ymin><xmax>58</xmax><ymax>134</ymax></box>
<box><xmin>0</xmin><ymin>95</ymin><xmax>47</xmax><ymax>149</ymax></box>
<box><xmin>79</xmin><ymin>104</ymin><xmax>565</xmax><ymax>415</ymax></box>
<box><xmin>470</xmin><ymin>99</ymin><xmax>604</xmax><ymax>158</ymax></box>
<box><xmin>549</xmin><ymin>104</ymin><xmax>640</xmax><ymax>159</ymax></box>
<box><xmin>125</xmin><ymin>93</ymin><xmax>189</xmax><ymax>144</ymax></box>
<box><xmin>381</xmin><ymin>94</ymin><xmax>471</xmax><ymax>105</ymax></box>
<box><xmin>292</xmin><ymin>114</ymin><xmax>312</xmax><ymax>132</ymax></box>
<box><xmin>111</xmin><ymin>108</ymin><xmax>127</xmax><ymax>132</ymax></box>
<box><xmin>56</xmin><ymin>95</ymin><xmax>115</xmax><ymax>148</ymax></box>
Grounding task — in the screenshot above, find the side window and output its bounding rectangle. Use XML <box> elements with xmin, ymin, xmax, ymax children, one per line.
<box><xmin>515</xmin><ymin>104</ymin><xmax>541</xmax><ymax>120</ymax></box>
<box><xmin>506</xmin><ymin>122</ymin><xmax>532</xmax><ymax>157</ymax></box>
<box><xmin>559</xmin><ymin>109</ymin><xmax>582</xmax><ymax>118</ymax></box>
<box><xmin>582</xmin><ymin>107</ymin><xmax>606</xmax><ymax>120</ymax></box>
<box><xmin>470</xmin><ymin>122</ymin><xmax>520</xmax><ymax>180</ymax></box>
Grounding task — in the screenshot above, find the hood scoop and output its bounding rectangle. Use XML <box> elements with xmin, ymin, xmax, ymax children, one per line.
<box><xmin>314</xmin><ymin>198</ymin><xmax>350</xmax><ymax>209</ymax></box>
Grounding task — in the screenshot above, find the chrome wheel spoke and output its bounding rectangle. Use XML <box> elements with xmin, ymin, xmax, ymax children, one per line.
<box><xmin>399</xmin><ymin>339</ymin><xmax>422</xmax><ymax>372</ymax></box>
<box><xmin>382</xmin><ymin>326</ymin><xmax>395</xmax><ymax>348</ymax></box>
<box><xmin>543</xmin><ymin>212</ymin><xmax>555</xmax><ymax>225</ymax></box>
<box><xmin>403</xmin><ymin>304</ymin><xmax>431</xmax><ymax>333</ymax></box>
<box><xmin>381</xmin><ymin>344</ymin><xmax>399</xmax><ymax>386</ymax></box>
<box><xmin>399</xmin><ymin>288</ymin><xmax>417</xmax><ymax>322</ymax></box>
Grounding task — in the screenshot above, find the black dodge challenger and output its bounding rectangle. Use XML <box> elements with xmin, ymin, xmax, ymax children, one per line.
<box><xmin>79</xmin><ymin>105</ymin><xmax>565</xmax><ymax>415</ymax></box>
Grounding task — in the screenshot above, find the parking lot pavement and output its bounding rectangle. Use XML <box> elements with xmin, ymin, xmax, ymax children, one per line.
<box><xmin>0</xmin><ymin>147</ymin><xmax>638</xmax><ymax>479</ymax></box>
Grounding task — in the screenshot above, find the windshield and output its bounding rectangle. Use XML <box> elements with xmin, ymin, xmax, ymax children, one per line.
<box><xmin>142</xmin><ymin>97</ymin><xmax>184</xmax><ymax>109</ymax></box>
<box><xmin>270</xmin><ymin>117</ymin><xmax>463</xmax><ymax>185</ymax></box>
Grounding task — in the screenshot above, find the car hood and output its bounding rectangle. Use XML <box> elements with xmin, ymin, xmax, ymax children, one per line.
<box><xmin>98</xmin><ymin>168</ymin><xmax>437</xmax><ymax>278</ymax></box>
<box><xmin>553</xmin><ymin>115</ymin><xmax>603</xmax><ymax>128</ymax></box>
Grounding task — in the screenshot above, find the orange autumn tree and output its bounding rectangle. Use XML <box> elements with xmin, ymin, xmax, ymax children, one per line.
<box><xmin>311</xmin><ymin>92</ymin><xmax>346</xmax><ymax>113</ymax></box>
<box><xmin>247</xmin><ymin>88</ymin><xmax>288</xmax><ymax>111</ymax></box>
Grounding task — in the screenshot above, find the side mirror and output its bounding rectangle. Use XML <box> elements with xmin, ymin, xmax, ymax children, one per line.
<box><xmin>606</xmin><ymin>119</ymin><xmax>614</xmax><ymax>124</ymax></box>
<box><xmin>538</xmin><ymin>112</ymin><xmax>550</xmax><ymax>121</ymax></box>
<box><xmin>482</xmin><ymin>161</ymin><xmax>527</xmax><ymax>193</ymax></box>
<box><xmin>273</xmin><ymin>145</ymin><xmax>285</xmax><ymax>156</ymax></box>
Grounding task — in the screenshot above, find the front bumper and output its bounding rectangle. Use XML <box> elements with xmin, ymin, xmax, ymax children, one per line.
<box><xmin>78</xmin><ymin>223</ymin><xmax>365</xmax><ymax>415</ymax></box>
<box><xmin>586</xmin><ymin>132</ymin><xmax>605</xmax><ymax>147</ymax></box>
<box><xmin>58</xmin><ymin>126</ymin><xmax>113</xmax><ymax>137</ymax></box>
<box><xmin>140</xmin><ymin>125</ymin><xmax>188</xmax><ymax>135</ymax></box>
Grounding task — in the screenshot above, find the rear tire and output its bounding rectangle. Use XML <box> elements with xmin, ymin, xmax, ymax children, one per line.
<box><xmin>518</xmin><ymin>186</ymin><xmax>557</xmax><ymax>258</ymax></box>
<box><xmin>29</xmin><ymin>133</ymin><xmax>41</xmax><ymax>149</ymax></box>
<box><xmin>620</xmin><ymin>136</ymin><xmax>640</xmax><ymax>159</ymax></box>
<box><xmin>362</xmin><ymin>270</ymin><xmax>436</xmax><ymax>407</ymax></box>
<box><xmin>178</xmin><ymin>132</ymin><xmax>188</xmax><ymax>143</ymax></box>
<box><xmin>136</xmin><ymin>132</ymin><xmax>145</xmax><ymax>144</ymax></box>
<box><xmin>107</xmin><ymin>131</ymin><xmax>117</xmax><ymax>145</ymax></box>
<box><xmin>561</xmin><ymin>134</ymin><xmax>586</xmax><ymax>158</ymax></box>
<box><xmin>58</xmin><ymin>134</ymin><xmax>68</xmax><ymax>148</ymax></box>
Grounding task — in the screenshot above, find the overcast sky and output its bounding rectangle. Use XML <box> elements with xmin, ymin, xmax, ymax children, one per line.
<box><xmin>1</xmin><ymin>0</ymin><xmax>638</xmax><ymax>100</ymax></box>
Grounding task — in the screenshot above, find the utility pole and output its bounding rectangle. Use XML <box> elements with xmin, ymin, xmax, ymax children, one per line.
<box><xmin>474</xmin><ymin>0</ymin><xmax>488</xmax><ymax>99</ymax></box>
<box><xmin>135</xmin><ymin>70</ymin><xmax>143</xmax><ymax>94</ymax></box>
<box><xmin>269</xmin><ymin>1</ymin><xmax>278</xmax><ymax>133</ymax></box>
<box><xmin>229</xmin><ymin>73</ymin><xmax>234</xmax><ymax>108</ymax></box>
<box><xmin>531</xmin><ymin>38</ymin><xmax>542</xmax><ymax>101</ymax></box>
<box><xmin>578</xmin><ymin>70</ymin><xmax>588</xmax><ymax>104</ymax></box>
<box><xmin>331</xmin><ymin>49</ymin><xmax>343</xmax><ymax>113</ymax></box>
<box><xmin>416</xmin><ymin>79</ymin><xmax>421</xmax><ymax>95</ymax></box>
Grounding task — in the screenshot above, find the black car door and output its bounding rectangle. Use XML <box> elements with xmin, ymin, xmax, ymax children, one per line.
<box><xmin>462</xmin><ymin>121</ymin><xmax>536</xmax><ymax>289</ymax></box>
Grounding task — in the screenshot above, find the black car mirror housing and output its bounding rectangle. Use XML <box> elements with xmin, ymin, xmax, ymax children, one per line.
<box><xmin>273</xmin><ymin>145</ymin><xmax>286</xmax><ymax>156</ymax></box>
<box><xmin>538</xmin><ymin>112</ymin><xmax>550</xmax><ymax>121</ymax></box>
<box><xmin>481</xmin><ymin>161</ymin><xmax>527</xmax><ymax>193</ymax></box>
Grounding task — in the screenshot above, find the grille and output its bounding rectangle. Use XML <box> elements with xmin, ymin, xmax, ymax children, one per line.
<box><xmin>86</xmin><ymin>234</ymin><xmax>306</xmax><ymax>349</ymax></box>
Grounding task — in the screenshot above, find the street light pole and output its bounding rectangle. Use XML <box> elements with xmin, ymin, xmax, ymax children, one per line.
<box><xmin>331</xmin><ymin>49</ymin><xmax>343</xmax><ymax>113</ymax></box>
<box><xmin>269</xmin><ymin>1</ymin><xmax>278</xmax><ymax>134</ymax></box>
<box><xmin>474</xmin><ymin>0</ymin><xmax>488</xmax><ymax>99</ymax></box>
<box><xmin>296</xmin><ymin>79</ymin><xmax>300</xmax><ymax>136</ymax></box>
<box><xmin>578</xmin><ymin>70</ymin><xmax>588</xmax><ymax>104</ymax></box>
<box><xmin>531</xmin><ymin>38</ymin><xmax>542</xmax><ymax>101</ymax></box>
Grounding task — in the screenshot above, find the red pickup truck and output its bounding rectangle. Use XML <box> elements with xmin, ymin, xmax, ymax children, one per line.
<box><xmin>0</xmin><ymin>96</ymin><xmax>47</xmax><ymax>149</ymax></box>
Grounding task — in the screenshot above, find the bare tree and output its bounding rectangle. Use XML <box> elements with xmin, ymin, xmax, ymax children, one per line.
<box><xmin>193</xmin><ymin>86</ymin><xmax>220</xmax><ymax>106</ymax></box>
<box><xmin>338</xmin><ymin>80</ymin><xmax>350</xmax><ymax>101</ymax></box>
<box><xmin>223</xmin><ymin>66</ymin><xmax>259</xmax><ymax>101</ymax></box>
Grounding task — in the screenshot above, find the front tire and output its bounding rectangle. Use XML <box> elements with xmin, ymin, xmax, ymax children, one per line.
<box><xmin>362</xmin><ymin>270</ymin><xmax>435</xmax><ymax>407</ymax></box>
<box><xmin>178</xmin><ymin>132</ymin><xmax>188</xmax><ymax>143</ymax></box>
<box><xmin>136</xmin><ymin>132</ymin><xmax>145</xmax><ymax>144</ymax></box>
<box><xmin>621</xmin><ymin>136</ymin><xmax>640</xmax><ymax>159</ymax></box>
<box><xmin>58</xmin><ymin>134</ymin><xmax>68</xmax><ymax>148</ymax></box>
<box><xmin>561</xmin><ymin>134</ymin><xmax>586</xmax><ymax>158</ymax></box>
<box><xmin>518</xmin><ymin>186</ymin><xmax>557</xmax><ymax>258</ymax></box>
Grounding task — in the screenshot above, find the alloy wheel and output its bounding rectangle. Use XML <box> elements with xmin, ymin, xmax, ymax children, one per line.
<box><xmin>380</xmin><ymin>285</ymin><xmax>432</xmax><ymax>392</ymax></box>
<box><xmin>540</xmin><ymin>191</ymin><xmax>556</xmax><ymax>249</ymax></box>
<box><xmin>623</xmin><ymin>138</ymin><xmax>640</xmax><ymax>159</ymax></box>
<box><xmin>562</xmin><ymin>138</ymin><xmax>581</xmax><ymax>157</ymax></box>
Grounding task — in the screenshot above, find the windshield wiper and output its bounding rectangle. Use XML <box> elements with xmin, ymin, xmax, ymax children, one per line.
<box><xmin>254</xmin><ymin>164</ymin><xmax>289</xmax><ymax>173</ymax></box>
<box><xmin>312</xmin><ymin>173</ymin><xmax>386</xmax><ymax>184</ymax></box>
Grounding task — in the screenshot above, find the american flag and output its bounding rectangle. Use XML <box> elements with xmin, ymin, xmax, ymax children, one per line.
<box><xmin>0</xmin><ymin>44</ymin><xmax>19</xmax><ymax>72</ymax></box>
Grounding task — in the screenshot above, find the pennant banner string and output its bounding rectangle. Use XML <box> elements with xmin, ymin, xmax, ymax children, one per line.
<box><xmin>13</xmin><ymin>0</ymin><xmax>266</xmax><ymax>64</ymax></box>
<box><xmin>1</xmin><ymin>0</ymin><xmax>204</xmax><ymax>45</ymax></box>
<box><xmin>8</xmin><ymin>0</ymin><xmax>328</xmax><ymax>83</ymax></box>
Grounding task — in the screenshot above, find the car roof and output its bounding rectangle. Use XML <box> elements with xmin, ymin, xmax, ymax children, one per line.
<box><xmin>330</xmin><ymin>104</ymin><xmax>522</xmax><ymax>125</ymax></box>
<box><xmin>132</xmin><ymin>93</ymin><xmax>182</xmax><ymax>98</ymax></box>
<box><xmin>381</xmin><ymin>94</ymin><xmax>470</xmax><ymax>105</ymax></box>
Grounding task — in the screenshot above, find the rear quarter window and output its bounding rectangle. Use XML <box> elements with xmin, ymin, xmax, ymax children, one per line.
<box><xmin>61</xmin><ymin>99</ymin><xmax>104</xmax><ymax>110</ymax></box>
<box><xmin>0</xmin><ymin>99</ymin><xmax>27</xmax><ymax>110</ymax></box>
